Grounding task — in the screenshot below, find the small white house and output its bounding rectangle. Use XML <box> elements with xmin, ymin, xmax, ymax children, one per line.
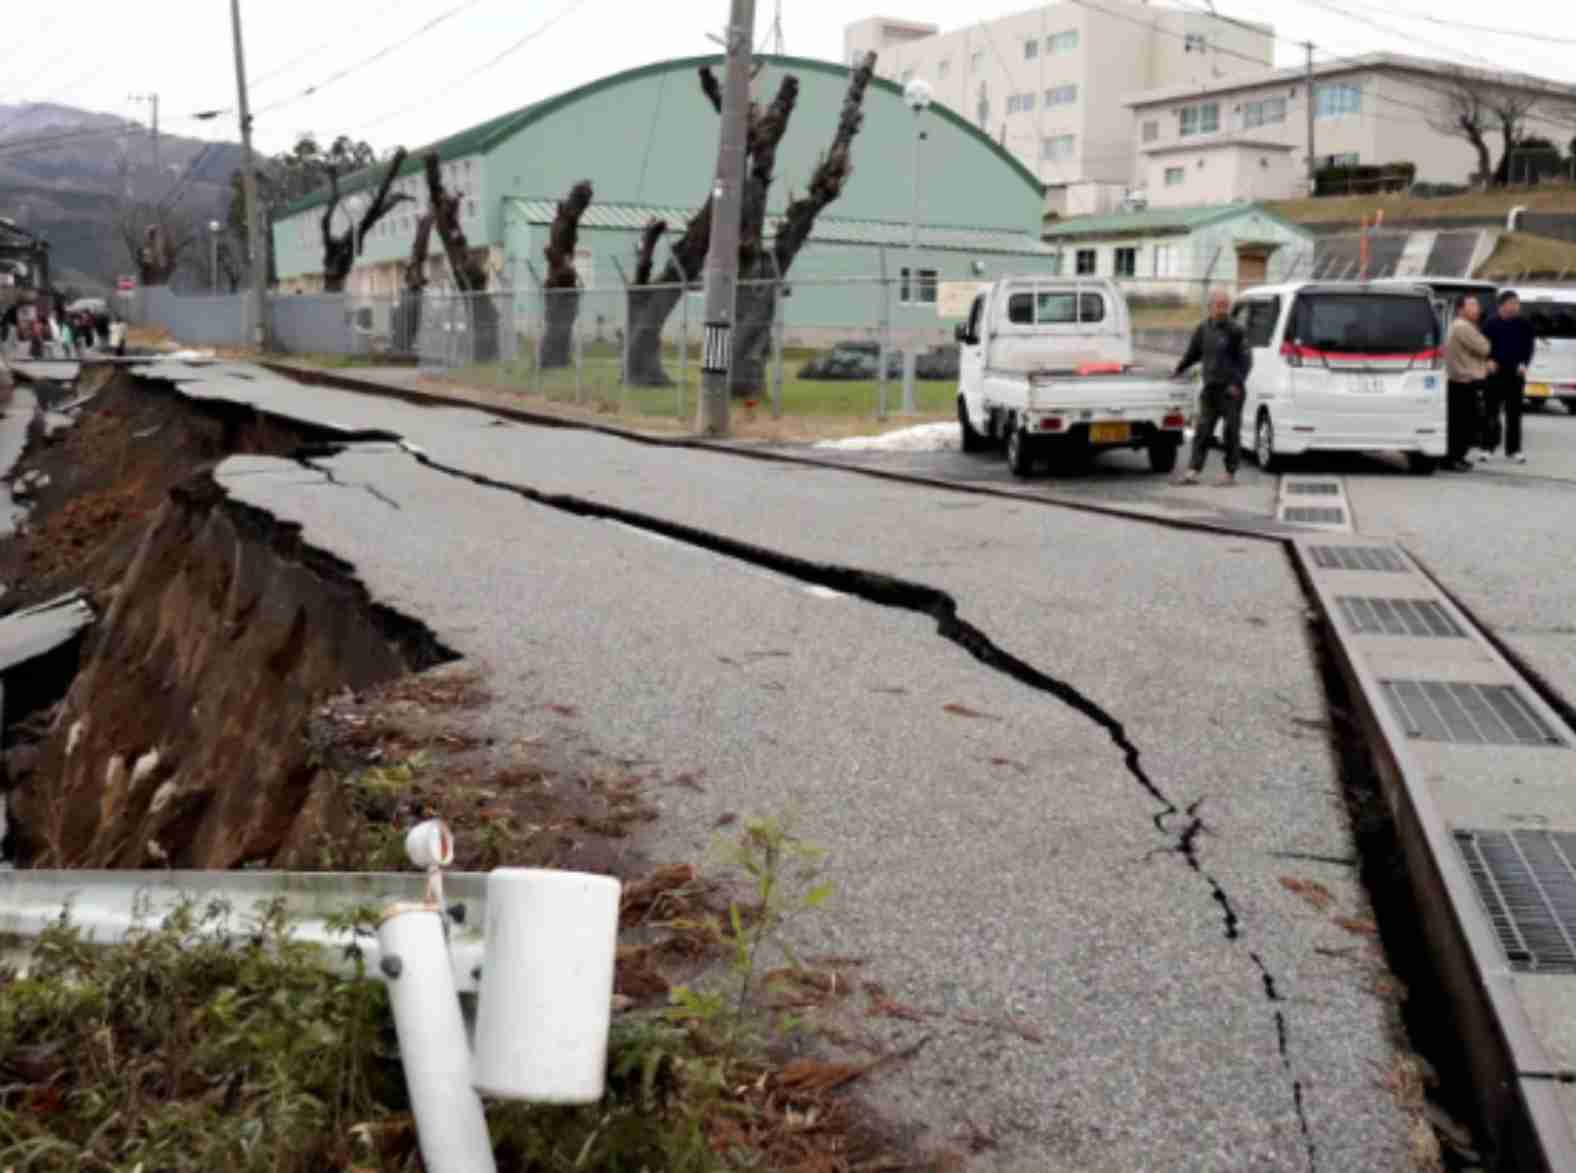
<box><xmin>1040</xmin><ymin>202</ymin><xmax>1316</xmax><ymax>299</ymax></box>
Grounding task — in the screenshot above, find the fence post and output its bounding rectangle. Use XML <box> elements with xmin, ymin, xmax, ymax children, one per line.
<box><xmin>612</xmin><ymin>258</ymin><xmax>631</xmax><ymax>416</ymax></box>
<box><xmin>877</xmin><ymin>247</ymin><xmax>890</xmax><ymax>421</ymax></box>
<box><xmin>573</xmin><ymin>292</ymin><xmax>584</xmax><ymax>405</ymax></box>
<box><xmin>677</xmin><ymin>260</ymin><xmax>691</xmax><ymax>424</ymax></box>
<box><xmin>764</xmin><ymin>251</ymin><xmax>784</xmax><ymax>420</ymax></box>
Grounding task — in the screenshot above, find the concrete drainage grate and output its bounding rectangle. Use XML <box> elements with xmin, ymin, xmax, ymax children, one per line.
<box><xmin>1309</xmin><ymin>545</ymin><xmax>1409</xmax><ymax>573</ymax></box>
<box><xmin>1380</xmin><ymin>680</ymin><xmax>1566</xmax><ymax>747</ymax></box>
<box><xmin>1285</xmin><ymin>482</ymin><xmax>1342</xmax><ymax>496</ymax></box>
<box><xmin>1283</xmin><ymin>507</ymin><xmax>1347</xmax><ymax>525</ymax></box>
<box><xmin>1337</xmin><ymin>597</ymin><xmax>1466</xmax><ymax>639</ymax></box>
<box><xmin>1456</xmin><ymin>829</ymin><xmax>1576</xmax><ymax>974</ymax></box>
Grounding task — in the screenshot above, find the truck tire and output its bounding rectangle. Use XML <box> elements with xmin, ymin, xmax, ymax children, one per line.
<box><xmin>1148</xmin><ymin>436</ymin><xmax>1180</xmax><ymax>474</ymax></box>
<box><xmin>1254</xmin><ymin>412</ymin><xmax>1281</xmax><ymax>474</ymax></box>
<box><xmin>1562</xmin><ymin>397</ymin><xmax>1576</xmax><ymax>415</ymax></box>
<box><xmin>1407</xmin><ymin>452</ymin><xmax>1437</xmax><ymax>476</ymax></box>
<box><xmin>1524</xmin><ymin>397</ymin><xmax>1546</xmax><ymax>414</ymax></box>
<box><xmin>1006</xmin><ymin>423</ymin><xmax>1036</xmax><ymax>478</ymax></box>
<box><xmin>959</xmin><ymin>396</ymin><xmax>988</xmax><ymax>453</ymax></box>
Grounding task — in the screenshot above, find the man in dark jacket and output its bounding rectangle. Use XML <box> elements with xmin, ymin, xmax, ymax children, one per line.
<box><xmin>1479</xmin><ymin>290</ymin><xmax>1536</xmax><ymax>465</ymax></box>
<box><xmin>1172</xmin><ymin>290</ymin><xmax>1253</xmax><ymax>484</ymax></box>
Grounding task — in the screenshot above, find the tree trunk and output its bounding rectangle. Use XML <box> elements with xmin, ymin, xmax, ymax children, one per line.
<box><xmin>423</xmin><ymin>153</ymin><xmax>500</xmax><ymax>363</ymax></box>
<box><xmin>626</xmin><ymin>198</ymin><xmax>712</xmax><ymax>386</ymax></box>
<box><xmin>730</xmin><ymin>277</ymin><xmax>778</xmax><ymax>397</ymax></box>
<box><xmin>320</xmin><ymin>147</ymin><xmax>411</xmax><ymax>293</ymax></box>
<box><xmin>397</xmin><ymin>211</ymin><xmax>433</xmax><ymax>355</ymax></box>
<box><xmin>539</xmin><ymin>180</ymin><xmax>593</xmax><ymax>369</ymax></box>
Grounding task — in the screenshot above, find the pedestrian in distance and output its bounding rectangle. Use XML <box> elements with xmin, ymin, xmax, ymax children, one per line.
<box><xmin>1171</xmin><ymin>289</ymin><xmax>1252</xmax><ymax>485</ymax></box>
<box><xmin>1480</xmin><ymin>290</ymin><xmax>1535</xmax><ymax>465</ymax></box>
<box><xmin>1444</xmin><ymin>296</ymin><xmax>1494</xmax><ymax>471</ymax></box>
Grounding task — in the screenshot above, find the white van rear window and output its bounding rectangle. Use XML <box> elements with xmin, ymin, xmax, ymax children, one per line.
<box><xmin>1526</xmin><ymin>304</ymin><xmax>1576</xmax><ymax>340</ymax></box>
<box><xmin>1290</xmin><ymin>294</ymin><xmax>1438</xmax><ymax>354</ymax></box>
<box><xmin>1006</xmin><ymin>291</ymin><xmax>1105</xmax><ymax>325</ymax></box>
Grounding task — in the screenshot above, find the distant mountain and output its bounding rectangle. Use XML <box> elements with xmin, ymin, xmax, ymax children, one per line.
<box><xmin>0</xmin><ymin>102</ymin><xmax>245</xmax><ymax>292</ymax></box>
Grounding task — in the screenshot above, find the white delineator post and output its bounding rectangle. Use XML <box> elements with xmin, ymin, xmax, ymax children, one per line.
<box><xmin>471</xmin><ymin>868</ymin><xmax>622</xmax><ymax>1102</ymax></box>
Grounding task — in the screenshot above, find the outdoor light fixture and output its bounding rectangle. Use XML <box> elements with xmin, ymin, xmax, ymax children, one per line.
<box><xmin>376</xmin><ymin>819</ymin><xmax>622</xmax><ymax>1173</ymax></box>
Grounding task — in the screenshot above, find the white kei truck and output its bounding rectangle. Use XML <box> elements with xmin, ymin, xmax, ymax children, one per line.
<box><xmin>954</xmin><ymin>277</ymin><xmax>1191</xmax><ymax>477</ymax></box>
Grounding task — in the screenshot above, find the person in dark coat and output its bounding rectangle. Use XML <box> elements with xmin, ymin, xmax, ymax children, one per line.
<box><xmin>1479</xmin><ymin>291</ymin><xmax>1536</xmax><ymax>464</ymax></box>
<box><xmin>1171</xmin><ymin>289</ymin><xmax>1253</xmax><ymax>485</ymax></box>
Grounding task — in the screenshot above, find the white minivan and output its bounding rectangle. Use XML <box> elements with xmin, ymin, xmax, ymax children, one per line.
<box><xmin>1230</xmin><ymin>282</ymin><xmax>1446</xmax><ymax>474</ymax></box>
<box><xmin>1504</xmin><ymin>286</ymin><xmax>1576</xmax><ymax>413</ymax></box>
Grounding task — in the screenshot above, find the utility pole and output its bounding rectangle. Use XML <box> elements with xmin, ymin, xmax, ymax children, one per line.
<box><xmin>697</xmin><ymin>0</ymin><xmax>756</xmax><ymax>436</ymax></box>
<box><xmin>128</xmin><ymin>92</ymin><xmax>159</xmax><ymax>182</ymax></box>
<box><xmin>1304</xmin><ymin>42</ymin><xmax>1316</xmax><ymax>196</ymax></box>
<box><xmin>230</xmin><ymin>0</ymin><xmax>269</xmax><ymax>350</ymax></box>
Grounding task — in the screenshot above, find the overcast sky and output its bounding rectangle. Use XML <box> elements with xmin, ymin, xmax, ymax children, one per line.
<box><xmin>3</xmin><ymin>0</ymin><xmax>1574</xmax><ymax>158</ymax></box>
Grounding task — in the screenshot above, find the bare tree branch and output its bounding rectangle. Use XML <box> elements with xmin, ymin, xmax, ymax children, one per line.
<box><xmin>774</xmin><ymin>51</ymin><xmax>875</xmax><ymax>272</ymax></box>
<box><xmin>543</xmin><ymin>180</ymin><xmax>594</xmax><ymax>290</ymax></box>
<box><xmin>699</xmin><ymin>66</ymin><xmax>723</xmax><ymax>115</ymax></box>
<box><xmin>633</xmin><ymin>218</ymin><xmax>667</xmax><ymax>286</ymax></box>
<box><xmin>320</xmin><ymin>148</ymin><xmax>411</xmax><ymax>291</ymax></box>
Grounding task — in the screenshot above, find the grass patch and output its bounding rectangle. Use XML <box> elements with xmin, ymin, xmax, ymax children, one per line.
<box><xmin>1266</xmin><ymin>184</ymin><xmax>1576</xmax><ymax>226</ymax></box>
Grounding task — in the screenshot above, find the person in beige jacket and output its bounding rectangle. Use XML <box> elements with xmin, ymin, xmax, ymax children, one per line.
<box><xmin>1444</xmin><ymin>297</ymin><xmax>1495</xmax><ymax>471</ymax></box>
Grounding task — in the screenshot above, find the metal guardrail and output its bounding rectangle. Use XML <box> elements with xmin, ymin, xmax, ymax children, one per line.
<box><xmin>0</xmin><ymin>867</ymin><xmax>489</xmax><ymax>992</ymax></box>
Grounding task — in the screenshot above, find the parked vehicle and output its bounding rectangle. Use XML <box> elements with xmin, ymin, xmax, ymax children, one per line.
<box><xmin>1368</xmin><ymin>277</ymin><xmax>1497</xmax><ymax>328</ymax></box>
<box><xmin>1230</xmin><ymin>281</ymin><xmax>1445</xmax><ymax>474</ymax></box>
<box><xmin>1503</xmin><ymin>285</ymin><xmax>1576</xmax><ymax>413</ymax></box>
<box><xmin>954</xmin><ymin>277</ymin><xmax>1190</xmax><ymax>477</ymax></box>
<box><xmin>798</xmin><ymin>340</ymin><xmax>901</xmax><ymax>381</ymax></box>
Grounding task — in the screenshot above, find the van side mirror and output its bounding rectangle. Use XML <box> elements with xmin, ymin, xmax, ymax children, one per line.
<box><xmin>954</xmin><ymin>322</ymin><xmax>973</xmax><ymax>345</ymax></box>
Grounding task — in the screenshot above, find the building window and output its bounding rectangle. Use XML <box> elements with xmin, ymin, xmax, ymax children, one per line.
<box><xmin>1047</xmin><ymin>29</ymin><xmax>1079</xmax><ymax>53</ymax></box>
<box><xmin>1184</xmin><ymin>32</ymin><xmax>1207</xmax><ymax>53</ymax></box>
<box><xmin>1025</xmin><ymin>38</ymin><xmax>1039</xmax><ymax>60</ymax></box>
<box><xmin>1179</xmin><ymin>101</ymin><xmax>1219</xmax><ymax>137</ymax></box>
<box><xmin>1243</xmin><ymin>97</ymin><xmax>1287</xmax><ymax>128</ymax></box>
<box><xmin>1114</xmin><ymin>247</ymin><xmax>1137</xmax><ymax>278</ymax></box>
<box><xmin>1154</xmin><ymin>243</ymin><xmax>1178</xmax><ymax>277</ymax></box>
<box><xmin>1320</xmin><ymin>152</ymin><xmax>1360</xmax><ymax>168</ymax></box>
<box><xmin>1047</xmin><ymin>254</ymin><xmax>1063</xmax><ymax>276</ymax></box>
<box><xmin>938</xmin><ymin>58</ymin><xmax>950</xmax><ymax>79</ymax></box>
<box><xmin>977</xmin><ymin>84</ymin><xmax>990</xmax><ymax>129</ymax></box>
<box><xmin>1164</xmin><ymin>166</ymin><xmax>1186</xmax><ymax>186</ymax></box>
<box><xmin>1314</xmin><ymin>82</ymin><xmax>1361</xmax><ymax>119</ymax></box>
<box><xmin>1044</xmin><ymin>84</ymin><xmax>1078</xmax><ymax>108</ymax></box>
<box><xmin>900</xmin><ymin>267</ymin><xmax>938</xmax><ymax>305</ymax></box>
<box><xmin>1076</xmin><ymin>248</ymin><xmax>1097</xmax><ymax>275</ymax></box>
<box><xmin>1141</xmin><ymin>119</ymin><xmax>1159</xmax><ymax>143</ymax></box>
<box><xmin>1041</xmin><ymin>134</ymin><xmax>1076</xmax><ymax>160</ymax></box>
<box><xmin>1008</xmin><ymin>92</ymin><xmax>1037</xmax><ymax>114</ymax></box>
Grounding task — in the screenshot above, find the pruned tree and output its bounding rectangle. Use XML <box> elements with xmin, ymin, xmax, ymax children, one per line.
<box><xmin>1487</xmin><ymin>85</ymin><xmax>1546</xmax><ymax>186</ymax></box>
<box><xmin>398</xmin><ymin>203</ymin><xmax>435</xmax><ymax>354</ymax></box>
<box><xmin>115</xmin><ymin>202</ymin><xmax>202</xmax><ymax>287</ymax></box>
<box><xmin>1427</xmin><ymin>68</ymin><xmax>1496</xmax><ymax>189</ymax></box>
<box><xmin>423</xmin><ymin>152</ymin><xmax>499</xmax><ymax>362</ymax></box>
<box><xmin>320</xmin><ymin>147</ymin><xmax>410</xmax><ymax>292</ymax></box>
<box><xmin>623</xmin><ymin>52</ymin><xmax>876</xmax><ymax>392</ymax></box>
<box><xmin>539</xmin><ymin>180</ymin><xmax>594</xmax><ymax>368</ymax></box>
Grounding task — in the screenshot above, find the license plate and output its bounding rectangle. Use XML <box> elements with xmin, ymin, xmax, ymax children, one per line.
<box><xmin>1090</xmin><ymin>422</ymin><xmax>1130</xmax><ymax>444</ymax></box>
<box><xmin>1527</xmin><ymin>382</ymin><xmax>1551</xmax><ymax>397</ymax></box>
<box><xmin>1348</xmin><ymin>375</ymin><xmax>1386</xmax><ymax>394</ymax></box>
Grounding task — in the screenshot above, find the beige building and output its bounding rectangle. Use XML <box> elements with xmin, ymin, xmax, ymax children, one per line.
<box><xmin>844</xmin><ymin>3</ymin><xmax>1273</xmax><ymax>207</ymax></box>
<box><xmin>1126</xmin><ymin>53</ymin><xmax>1576</xmax><ymax>207</ymax></box>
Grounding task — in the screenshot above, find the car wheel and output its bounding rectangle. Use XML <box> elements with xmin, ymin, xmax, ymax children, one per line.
<box><xmin>1562</xmin><ymin>398</ymin><xmax>1576</xmax><ymax>414</ymax></box>
<box><xmin>1524</xmin><ymin>397</ymin><xmax>1547</xmax><ymax>414</ymax></box>
<box><xmin>1406</xmin><ymin>452</ymin><xmax>1437</xmax><ymax>476</ymax></box>
<box><xmin>1006</xmin><ymin>421</ymin><xmax>1035</xmax><ymax>478</ymax></box>
<box><xmin>958</xmin><ymin>397</ymin><xmax>988</xmax><ymax>453</ymax></box>
<box><xmin>1148</xmin><ymin>436</ymin><xmax>1180</xmax><ymax>474</ymax></box>
<box><xmin>1255</xmin><ymin>412</ymin><xmax>1280</xmax><ymax>473</ymax></box>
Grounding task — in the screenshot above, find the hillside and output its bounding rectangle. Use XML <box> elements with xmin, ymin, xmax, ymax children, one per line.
<box><xmin>0</xmin><ymin>102</ymin><xmax>244</xmax><ymax>292</ymax></box>
<box><xmin>1267</xmin><ymin>185</ymin><xmax>1576</xmax><ymax>226</ymax></box>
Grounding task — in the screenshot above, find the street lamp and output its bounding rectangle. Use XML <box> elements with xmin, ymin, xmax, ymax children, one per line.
<box><xmin>902</xmin><ymin>77</ymin><xmax>932</xmax><ymax>415</ymax></box>
<box><xmin>209</xmin><ymin>220</ymin><xmax>221</xmax><ymax>291</ymax></box>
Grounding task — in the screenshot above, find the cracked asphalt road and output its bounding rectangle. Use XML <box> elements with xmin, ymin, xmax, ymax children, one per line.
<box><xmin>150</xmin><ymin>360</ymin><xmax>1418</xmax><ymax>1170</ymax></box>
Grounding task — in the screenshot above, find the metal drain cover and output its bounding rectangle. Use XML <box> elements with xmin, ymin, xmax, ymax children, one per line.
<box><xmin>1284</xmin><ymin>507</ymin><xmax>1347</xmax><ymax>525</ymax></box>
<box><xmin>1309</xmin><ymin>545</ymin><xmax>1408</xmax><ymax>573</ymax></box>
<box><xmin>1337</xmin><ymin>597</ymin><xmax>1465</xmax><ymax>638</ymax></box>
<box><xmin>1285</xmin><ymin>482</ymin><xmax>1341</xmax><ymax>496</ymax></box>
<box><xmin>1457</xmin><ymin>829</ymin><xmax>1576</xmax><ymax>973</ymax></box>
<box><xmin>1380</xmin><ymin>680</ymin><xmax>1565</xmax><ymax>747</ymax></box>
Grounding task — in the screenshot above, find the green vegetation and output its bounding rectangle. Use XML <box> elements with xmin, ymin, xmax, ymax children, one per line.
<box><xmin>0</xmin><ymin>819</ymin><xmax>909</xmax><ymax>1172</ymax></box>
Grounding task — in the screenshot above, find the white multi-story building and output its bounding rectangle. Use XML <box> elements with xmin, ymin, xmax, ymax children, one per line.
<box><xmin>844</xmin><ymin>2</ymin><xmax>1274</xmax><ymax>213</ymax></box>
<box><xmin>1127</xmin><ymin>53</ymin><xmax>1576</xmax><ymax>208</ymax></box>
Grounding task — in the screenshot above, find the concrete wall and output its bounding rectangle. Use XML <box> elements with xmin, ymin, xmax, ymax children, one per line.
<box><xmin>1144</xmin><ymin>143</ymin><xmax>1300</xmax><ymax>207</ymax></box>
<box><xmin>849</xmin><ymin>0</ymin><xmax>1271</xmax><ymax>190</ymax></box>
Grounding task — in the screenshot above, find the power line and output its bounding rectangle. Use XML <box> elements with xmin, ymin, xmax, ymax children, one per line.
<box><xmin>250</xmin><ymin>0</ymin><xmax>414</xmax><ymax>88</ymax></box>
<box><xmin>253</xmin><ymin>0</ymin><xmax>498</xmax><ymax>117</ymax></box>
<box><xmin>1322</xmin><ymin>0</ymin><xmax>1576</xmax><ymax>51</ymax></box>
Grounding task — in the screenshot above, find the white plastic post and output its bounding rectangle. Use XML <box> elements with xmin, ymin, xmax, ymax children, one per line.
<box><xmin>377</xmin><ymin>905</ymin><xmax>497</xmax><ymax>1173</ymax></box>
<box><xmin>470</xmin><ymin>868</ymin><xmax>621</xmax><ymax>1103</ymax></box>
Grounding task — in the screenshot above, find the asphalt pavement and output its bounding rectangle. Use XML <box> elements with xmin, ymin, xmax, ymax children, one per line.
<box><xmin>129</xmin><ymin>359</ymin><xmax>1425</xmax><ymax>1171</ymax></box>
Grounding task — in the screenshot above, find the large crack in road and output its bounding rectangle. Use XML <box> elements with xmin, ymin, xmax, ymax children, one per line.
<box><xmin>297</xmin><ymin>436</ymin><xmax>1319</xmax><ymax>1169</ymax></box>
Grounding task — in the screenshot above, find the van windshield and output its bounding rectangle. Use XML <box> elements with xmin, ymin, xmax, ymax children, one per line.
<box><xmin>1291</xmin><ymin>294</ymin><xmax>1439</xmax><ymax>354</ymax></box>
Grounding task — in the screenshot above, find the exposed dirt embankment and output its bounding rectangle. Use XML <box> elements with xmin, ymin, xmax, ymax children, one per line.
<box><xmin>3</xmin><ymin>369</ymin><xmax>454</xmax><ymax>867</ymax></box>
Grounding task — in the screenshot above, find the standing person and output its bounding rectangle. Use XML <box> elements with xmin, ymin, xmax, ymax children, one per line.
<box><xmin>1171</xmin><ymin>289</ymin><xmax>1252</xmax><ymax>485</ymax></box>
<box><xmin>1444</xmin><ymin>297</ymin><xmax>1494</xmax><ymax>471</ymax></box>
<box><xmin>1480</xmin><ymin>291</ymin><xmax>1535</xmax><ymax>465</ymax></box>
